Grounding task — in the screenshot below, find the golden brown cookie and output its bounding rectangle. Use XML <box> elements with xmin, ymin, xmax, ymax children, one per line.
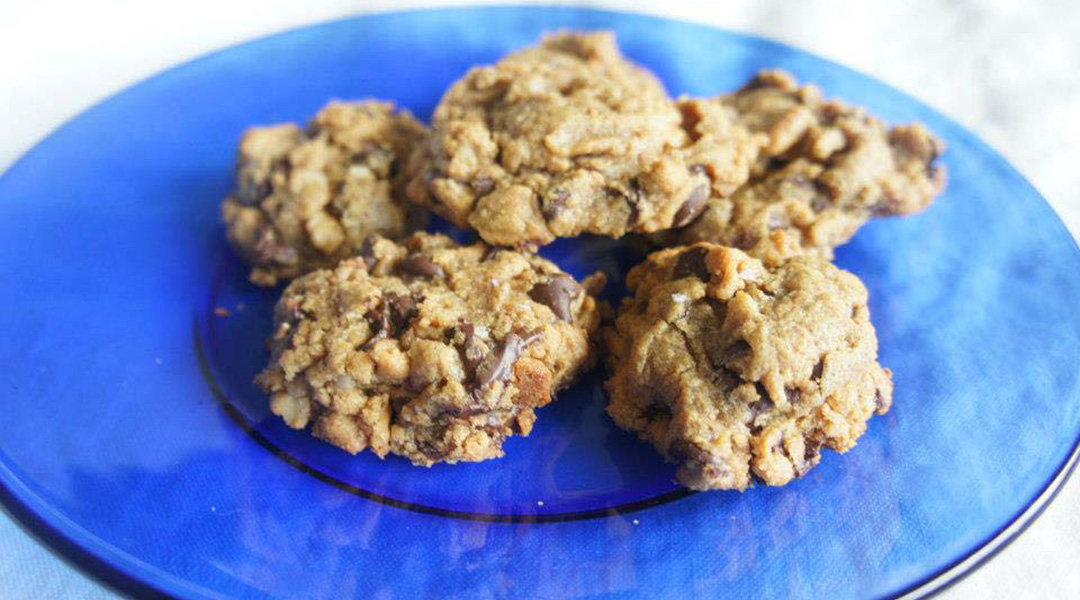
<box><xmin>405</xmin><ymin>31</ymin><xmax>761</xmax><ymax>247</ymax></box>
<box><xmin>223</xmin><ymin>101</ymin><xmax>428</xmax><ymax>285</ymax></box>
<box><xmin>675</xmin><ymin>70</ymin><xmax>946</xmax><ymax>257</ymax></box>
<box><xmin>603</xmin><ymin>242</ymin><xmax>892</xmax><ymax>490</ymax></box>
<box><xmin>257</xmin><ymin>233</ymin><xmax>604</xmax><ymax>465</ymax></box>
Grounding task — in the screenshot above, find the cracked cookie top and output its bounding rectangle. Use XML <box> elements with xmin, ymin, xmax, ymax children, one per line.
<box><xmin>603</xmin><ymin>242</ymin><xmax>892</xmax><ymax>490</ymax></box>
<box><xmin>405</xmin><ymin>31</ymin><xmax>761</xmax><ymax>247</ymax></box>
<box><xmin>675</xmin><ymin>70</ymin><xmax>946</xmax><ymax>257</ymax></box>
<box><xmin>223</xmin><ymin>100</ymin><xmax>428</xmax><ymax>286</ymax></box>
<box><xmin>256</xmin><ymin>232</ymin><xmax>604</xmax><ymax>466</ymax></box>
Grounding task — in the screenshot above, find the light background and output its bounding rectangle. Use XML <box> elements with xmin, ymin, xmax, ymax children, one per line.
<box><xmin>0</xmin><ymin>1</ymin><xmax>1077</xmax><ymax>598</ymax></box>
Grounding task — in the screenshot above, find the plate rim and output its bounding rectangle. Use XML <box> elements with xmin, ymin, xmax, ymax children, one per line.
<box><xmin>1</xmin><ymin>6</ymin><xmax>1078</xmax><ymax>599</ymax></box>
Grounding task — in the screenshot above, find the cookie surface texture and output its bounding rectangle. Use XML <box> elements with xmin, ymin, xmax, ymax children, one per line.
<box><xmin>223</xmin><ymin>101</ymin><xmax>428</xmax><ymax>285</ymax></box>
<box><xmin>604</xmin><ymin>242</ymin><xmax>893</xmax><ymax>490</ymax></box>
<box><xmin>257</xmin><ymin>233</ymin><xmax>602</xmax><ymax>465</ymax></box>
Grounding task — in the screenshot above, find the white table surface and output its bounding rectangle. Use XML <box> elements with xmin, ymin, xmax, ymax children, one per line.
<box><xmin>1</xmin><ymin>1</ymin><xmax>1078</xmax><ymax>598</ymax></box>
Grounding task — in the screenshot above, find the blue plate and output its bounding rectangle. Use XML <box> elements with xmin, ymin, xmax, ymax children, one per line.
<box><xmin>1</xmin><ymin>7</ymin><xmax>1078</xmax><ymax>599</ymax></box>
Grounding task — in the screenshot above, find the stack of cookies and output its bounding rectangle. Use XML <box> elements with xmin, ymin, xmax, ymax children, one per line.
<box><xmin>222</xmin><ymin>32</ymin><xmax>944</xmax><ymax>491</ymax></box>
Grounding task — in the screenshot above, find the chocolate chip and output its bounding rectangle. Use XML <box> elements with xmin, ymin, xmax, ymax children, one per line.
<box><xmin>748</xmin><ymin>408</ymin><xmax>770</xmax><ymax>434</ymax></box>
<box><xmin>472</xmin><ymin>176</ymin><xmax>495</xmax><ymax>196</ymax></box>
<box><xmin>481</xmin><ymin>246</ymin><xmax>501</xmax><ymax>262</ymax></box>
<box><xmin>397</xmin><ymin>255</ymin><xmax>444</xmax><ymax>279</ymax></box>
<box><xmin>365</xmin><ymin>292</ymin><xmax>418</xmax><ymax>347</ymax></box>
<box><xmin>418</xmin><ymin>442</ymin><xmax>445</xmax><ymax>460</ymax></box>
<box><xmin>474</xmin><ymin>330</ymin><xmax>542</xmax><ymax>389</ymax></box>
<box><xmin>528</xmin><ymin>275</ymin><xmax>582</xmax><ymax>322</ymax></box>
<box><xmin>710</xmin><ymin>365</ymin><xmax>741</xmax><ymax>390</ymax></box>
<box><xmin>754</xmin><ymin>382</ymin><xmax>771</xmax><ymax>403</ymax></box>
<box><xmin>390</xmin><ymin>395</ymin><xmax>411</xmax><ymax>412</ymax></box>
<box><xmin>386</xmin><ymin>294</ymin><xmax>418</xmax><ymax>331</ymax></box>
<box><xmin>271</xmin><ymin>156</ymin><xmax>291</xmax><ymax>175</ymax></box>
<box><xmin>643</xmin><ymin>402</ymin><xmax>673</xmax><ymax>421</ymax></box>
<box><xmin>607</xmin><ymin>181</ymin><xmax>646</xmax><ymax>224</ymax></box>
<box><xmin>673</xmin><ymin>184</ymin><xmax>710</xmax><ymax>228</ymax></box>
<box><xmin>874</xmin><ymin>389</ymin><xmax>886</xmax><ymax>413</ymax></box>
<box><xmin>785</xmin><ymin>387</ymin><xmax>802</xmax><ymax>404</ymax></box>
<box><xmin>458</xmin><ymin>323</ymin><xmax>486</xmax><ymax>379</ymax></box>
<box><xmin>811</xmin><ymin>357</ymin><xmax>825</xmax><ymax>381</ymax></box>
<box><xmin>443</xmin><ymin>404</ymin><xmax>489</xmax><ymax>418</ymax></box>
<box><xmin>673</xmin><ymin>247</ymin><xmax>711</xmax><ymax>281</ymax></box>
<box><xmin>748</xmin><ymin>397</ymin><xmax>774</xmax><ymax>419</ymax></box>
<box><xmin>542</xmin><ymin>190</ymin><xmax>569</xmax><ymax>220</ymax></box>
<box><xmin>360</xmin><ymin>236</ymin><xmax>378</xmax><ymax>270</ymax></box>
<box><xmin>724</xmin><ymin>340</ymin><xmax>752</xmax><ymax>363</ymax></box>
<box><xmin>689</xmin><ymin>163</ymin><xmax>707</xmax><ymax>175</ymax></box>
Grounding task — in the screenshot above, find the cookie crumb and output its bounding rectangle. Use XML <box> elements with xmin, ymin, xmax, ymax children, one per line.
<box><xmin>213</xmin><ymin>307</ymin><xmax>230</xmax><ymax>317</ymax></box>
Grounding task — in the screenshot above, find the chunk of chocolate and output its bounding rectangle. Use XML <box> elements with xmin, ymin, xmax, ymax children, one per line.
<box><xmin>673</xmin><ymin>246</ymin><xmax>711</xmax><ymax>281</ymax></box>
<box><xmin>475</xmin><ymin>330</ymin><xmax>541</xmax><ymax>389</ymax></box>
<box><xmin>360</xmin><ymin>235</ymin><xmax>378</xmax><ymax>270</ymax></box>
<box><xmin>673</xmin><ymin>184</ymin><xmax>710</xmax><ymax>227</ymax></box>
<box><xmin>397</xmin><ymin>255</ymin><xmax>445</xmax><ymax>278</ymax></box>
<box><xmin>528</xmin><ymin>274</ymin><xmax>582</xmax><ymax>322</ymax></box>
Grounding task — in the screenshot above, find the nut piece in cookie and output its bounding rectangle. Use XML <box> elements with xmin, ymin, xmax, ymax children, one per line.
<box><xmin>222</xmin><ymin>101</ymin><xmax>429</xmax><ymax>286</ymax></box>
<box><xmin>256</xmin><ymin>233</ymin><xmax>603</xmax><ymax>466</ymax></box>
<box><xmin>603</xmin><ymin>242</ymin><xmax>893</xmax><ymax>490</ymax></box>
<box><xmin>405</xmin><ymin>31</ymin><xmax>762</xmax><ymax>247</ymax></box>
<box><xmin>675</xmin><ymin>70</ymin><xmax>946</xmax><ymax>258</ymax></box>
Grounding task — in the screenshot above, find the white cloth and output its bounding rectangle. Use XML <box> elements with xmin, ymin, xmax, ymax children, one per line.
<box><xmin>1</xmin><ymin>1</ymin><xmax>1077</xmax><ymax>598</ymax></box>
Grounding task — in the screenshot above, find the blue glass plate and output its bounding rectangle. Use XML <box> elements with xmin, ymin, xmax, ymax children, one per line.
<box><xmin>1</xmin><ymin>7</ymin><xmax>1078</xmax><ymax>599</ymax></box>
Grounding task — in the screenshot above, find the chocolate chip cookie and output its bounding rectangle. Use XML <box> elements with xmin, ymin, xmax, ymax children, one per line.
<box><xmin>256</xmin><ymin>233</ymin><xmax>604</xmax><ymax>465</ymax></box>
<box><xmin>405</xmin><ymin>31</ymin><xmax>761</xmax><ymax>247</ymax></box>
<box><xmin>603</xmin><ymin>242</ymin><xmax>893</xmax><ymax>490</ymax></box>
<box><xmin>675</xmin><ymin>70</ymin><xmax>946</xmax><ymax>257</ymax></box>
<box><xmin>223</xmin><ymin>101</ymin><xmax>428</xmax><ymax>286</ymax></box>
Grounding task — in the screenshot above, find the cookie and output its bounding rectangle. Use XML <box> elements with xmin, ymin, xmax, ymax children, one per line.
<box><xmin>223</xmin><ymin>101</ymin><xmax>428</xmax><ymax>286</ymax></box>
<box><xmin>405</xmin><ymin>31</ymin><xmax>761</xmax><ymax>247</ymax></box>
<box><xmin>256</xmin><ymin>233</ymin><xmax>604</xmax><ymax>465</ymax></box>
<box><xmin>603</xmin><ymin>242</ymin><xmax>893</xmax><ymax>490</ymax></box>
<box><xmin>675</xmin><ymin>70</ymin><xmax>945</xmax><ymax>257</ymax></box>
